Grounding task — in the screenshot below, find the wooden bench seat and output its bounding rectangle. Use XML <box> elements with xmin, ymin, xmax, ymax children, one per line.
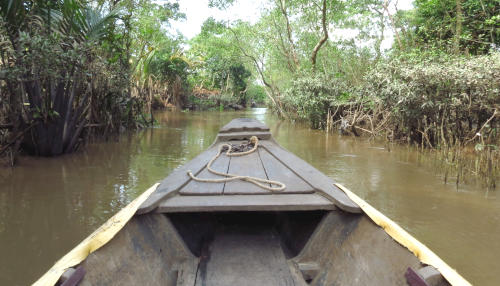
<box><xmin>156</xmin><ymin>194</ymin><xmax>335</xmax><ymax>213</ymax></box>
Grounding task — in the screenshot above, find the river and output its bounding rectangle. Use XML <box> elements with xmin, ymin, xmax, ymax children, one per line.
<box><xmin>0</xmin><ymin>109</ymin><xmax>497</xmax><ymax>285</ymax></box>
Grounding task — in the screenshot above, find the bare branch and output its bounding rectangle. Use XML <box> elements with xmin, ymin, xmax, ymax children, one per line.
<box><xmin>383</xmin><ymin>0</ymin><xmax>402</xmax><ymax>50</ymax></box>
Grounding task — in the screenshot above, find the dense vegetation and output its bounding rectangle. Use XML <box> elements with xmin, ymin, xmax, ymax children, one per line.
<box><xmin>0</xmin><ymin>0</ymin><xmax>267</xmax><ymax>163</ymax></box>
<box><xmin>1</xmin><ymin>0</ymin><xmax>498</xmax><ymax>186</ymax></box>
<box><xmin>0</xmin><ymin>0</ymin><xmax>187</xmax><ymax>161</ymax></box>
<box><xmin>205</xmin><ymin>0</ymin><xmax>499</xmax><ymax>187</ymax></box>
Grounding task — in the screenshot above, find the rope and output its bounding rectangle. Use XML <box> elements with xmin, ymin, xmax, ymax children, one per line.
<box><xmin>187</xmin><ymin>136</ymin><xmax>286</xmax><ymax>192</ymax></box>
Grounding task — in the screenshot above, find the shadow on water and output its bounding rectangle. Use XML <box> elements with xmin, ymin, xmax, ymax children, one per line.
<box><xmin>0</xmin><ymin>108</ymin><xmax>498</xmax><ymax>285</ymax></box>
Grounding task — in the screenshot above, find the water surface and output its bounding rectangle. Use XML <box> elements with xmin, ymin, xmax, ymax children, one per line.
<box><xmin>0</xmin><ymin>109</ymin><xmax>497</xmax><ymax>285</ymax></box>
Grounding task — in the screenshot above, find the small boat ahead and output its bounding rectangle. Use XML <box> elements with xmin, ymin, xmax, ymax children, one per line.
<box><xmin>35</xmin><ymin>118</ymin><xmax>470</xmax><ymax>286</ymax></box>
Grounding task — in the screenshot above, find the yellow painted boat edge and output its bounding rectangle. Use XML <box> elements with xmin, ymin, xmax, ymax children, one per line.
<box><xmin>32</xmin><ymin>183</ymin><xmax>160</xmax><ymax>286</ymax></box>
<box><xmin>336</xmin><ymin>183</ymin><xmax>472</xmax><ymax>286</ymax></box>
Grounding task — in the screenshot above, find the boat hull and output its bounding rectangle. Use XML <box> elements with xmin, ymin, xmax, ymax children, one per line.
<box><xmin>73</xmin><ymin>210</ymin><xmax>445</xmax><ymax>286</ymax></box>
<box><xmin>35</xmin><ymin>118</ymin><xmax>469</xmax><ymax>286</ymax></box>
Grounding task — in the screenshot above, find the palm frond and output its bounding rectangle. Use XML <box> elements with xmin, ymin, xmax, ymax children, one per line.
<box><xmin>81</xmin><ymin>6</ymin><xmax>120</xmax><ymax>42</ymax></box>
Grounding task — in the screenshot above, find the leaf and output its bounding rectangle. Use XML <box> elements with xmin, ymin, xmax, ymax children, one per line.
<box><xmin>475</xmin><ymin>144</ymin><xmax>484</xmax><ymax>152</ymax></box>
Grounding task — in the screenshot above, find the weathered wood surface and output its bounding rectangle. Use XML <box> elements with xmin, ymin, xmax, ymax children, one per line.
<box><xmin>406</xmin><ymin>267</ymin><xmax>431</xmax><ymax>286</ymax></box>
<box><xmin>179</xmin><ymin>153</ymin><xmax>230</xmax><ymax>195</ymax></box>
<box><xmin>139</xmin><ymin>118</ymin><xmax>360</xmax><ymax>214</ymax></box>
<box><xmin>224</xmin><ymin>151</ymin><xmax>269</xmax><ymax>194</ymax></box>
<box><xmin>218</xmin><ymin>118</ymin><xmax>269</xmax><ymax>133</ymax></box>
<box><xmin>292</xmin><ymin>211</ymin><xmax>423</xmax><ymax>285</ymax></box>
<box><xmin>60</xmin><ymin>266</ymin><xmax>85</xmax><ymax>286</ymax></box>
<box><xmin>79</xmin><ymin>214</ymin><xmax>198</xmax><ymax>286</ymax></box>
<box><xmin>156</xmin><ymin>194</ymin><xmax>335</xmax><ymax>212</ymax></box>
<box><xmin>195</xmin><ymin>227</ymin><xmax>297</xmax><ymax>286</ymax></box>
<box><xmin>258</xmin><ymin>147</ymin><xmax>314</xmax><ymax>194</ymax></box>
<box><xmin>137</xmin><ymin>145</ymin><xmax>219</xmax><ymax>214</ymax></box>
<box><xmin>287</xmin><ymin>261</ymin><xmax>309</xmax><ymax>286</ymax></box>
<box><xmin>182</xmin><ymin>142</ymin><xmax>315</xmax><ymax>195</ymax></box>
<box><xmin>406</xmin><ymin>266</ymin><xmax>448</xmax><ymax>286</ymax></box>
<box><xmin>216</xmin><ymin>131</ymin><xmax>271</xmax><ymax>142</ymax></box>
<box><xmin>260</xmin><ymin>141</ymin><xmax>361</xmax><ymax>213</ymax></box>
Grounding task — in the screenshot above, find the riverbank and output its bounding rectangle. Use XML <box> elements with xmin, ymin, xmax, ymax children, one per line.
<box><xmin>287</xmin><ymin>117</ymin><xmax>499</xmax><ymax>190</ymax></box>
<box><xmin>183</xmin><ymin>91</ymin><xmax>265</xmax><ymax>111</ymax></box>
<box><xmin>279</xmin><ymin>53</ymin><xmax>500</xmax><ymax>188</ymax></box>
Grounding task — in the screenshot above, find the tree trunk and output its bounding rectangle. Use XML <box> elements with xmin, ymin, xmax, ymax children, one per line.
<box><xmin>383</xmin><ymin>0</ymin><xmax>402</xmax><ymax>50</ymax></box>
<box><xmin>277</xmin><ymin>0</ymin><xmax>299</xmax><ymax>68</ymax></box>
<box><xmin>454</xmin><ymin>0</ymin><xmax>463</xmax><ymax>54</ymax></box>
<box><xmin>311</xmin><ymin>0</ymin><xmax>328</xmax><ymax>72</ymax></box>
<box><xmin>375</xmin><ymin>9</ymin><xmax>385</xmax><ymax>61</ymax></box>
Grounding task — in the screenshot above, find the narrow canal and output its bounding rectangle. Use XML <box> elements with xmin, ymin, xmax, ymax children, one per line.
<box><xmin>0</xmin><ymin>109</ymin><xmax>497</xmax><ymax>285</ymax></box>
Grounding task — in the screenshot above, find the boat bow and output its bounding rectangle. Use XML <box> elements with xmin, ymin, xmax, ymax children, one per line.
<box><xmin>137</xmin><ymin>118</ymin><xmax>361</xmax><ymax>214</ymax></box>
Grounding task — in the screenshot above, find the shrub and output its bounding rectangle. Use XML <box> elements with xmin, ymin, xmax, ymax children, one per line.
<box><xmin>364</xmin><ymin>52</ymin><xmax>500</xmax><ymax>147</ymax></box>
<box><xmin>282</xmin><ymin>73</ymin><xmax>352</xmax><ymax>128</ymax></box>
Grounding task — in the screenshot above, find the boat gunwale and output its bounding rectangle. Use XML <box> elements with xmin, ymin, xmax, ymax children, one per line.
<box><xmin>34</xmin><ymin>182</ymin><xmax>471</xmax><ymax>286</ymax></box>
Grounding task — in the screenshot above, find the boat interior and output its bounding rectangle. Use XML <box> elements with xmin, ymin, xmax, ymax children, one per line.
<box><xmin>65</xmin><ymin>119</ymin><xmax>451</xmax><ymax>286</ymax></box>
<box><xmin>74</xmin><ymin>209</ymin><xmax>449</xmax><ymax>286</ymax></box>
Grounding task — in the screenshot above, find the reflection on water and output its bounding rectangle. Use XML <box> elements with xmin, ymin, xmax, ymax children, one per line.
<box><xmin>0</xmin><ymin>109</ymin><xmax>498</xmax><ymax>285</ymax></box>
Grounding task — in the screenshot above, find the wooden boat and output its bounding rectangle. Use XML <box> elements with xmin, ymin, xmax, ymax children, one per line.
<box><xmin>35</xmin><ymin>118</ymin><xmax>470</xmax><ymax>286</ymax></box>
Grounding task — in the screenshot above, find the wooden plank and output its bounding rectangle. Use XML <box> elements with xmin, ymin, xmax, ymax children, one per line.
<box><xmin>179</xmin><ymin>153</ymin><xmax>230</xmax><ymax>195</ymax></box>
<box><xmin>218</xmin><ymin>118</ymin><xmax>269</xmax><ymax>133</ymax></box>
<box><xmin>137</xmin><ymin>145</ymin><xmax>220</xmax><ymax>214</ymax></box>
<box><xmin>417</xmin><ymin>266</ymin><xmax>447</xmax><ymax>285</ymax></box>
<box><xmin>258</xmin><ymin>147</ymin><xmax>314</xmax><ymax>194</ymax></box>
<box><xmin>405</xmin><ymin>267</ymin><xmax>431</xmax><ymax>286</ymax></box>
<box><xmin>223</xmin><ymin>150</ymin><xmax>270</xmax><ymax>194</ymax></box>
<box><xmin>195</xmin><ymin>228</ymin><xmax>295</xmax><ymax>286</ymax></box>
<box><xmin>216</xmin><ymin>131</ymin><xmax>271</xmax><ymax>142</ymax></box>
<box><xmin>260</xmin><ymin>141</ymin><xmax>361</xmax><ymax>213</ymax></box>
<box><xmin>156</xmin><ymin>194</ymin><xmax>335</xmax><ymax>213</ymax></box>
<box><xmin>287</xmin><ymin>261</ymin><xmax>309</xmax><ymax>286</ymax></box>
<box><xmin>297</xmin><ymin>262</ymin><xmax>320</xmax><ymax>282</ymax></box>
<box><xmin>60</xmin><ymin>266</ymin><xmax>85</xmax><ymax>286</ymax></box>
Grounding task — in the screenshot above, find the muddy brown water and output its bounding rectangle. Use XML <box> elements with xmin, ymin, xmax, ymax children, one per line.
<box><xmin>0</xmin><ymin>109</ymin><xmax>497</xmax><ymax>285</ymax></box>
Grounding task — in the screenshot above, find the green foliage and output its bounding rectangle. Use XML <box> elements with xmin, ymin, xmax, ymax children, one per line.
<box><xmin>364</xmin><ymin>53</ymin><xmax>500</xmax><ymax>144</ymax></box>
<box><xmin>208</xmin><ymin>0</ymin><xmax>237</xmax><ymax>9</ymax></box>
<box><xmin>0</xmin><ymin>0</ymin><xmax>184</xmax><ymax>157</ymax></box>
<box><xmin>407</xmin><ymin>0</ymin><xmax>499</xmax><ymax>54</ymax></box>
<box><xmin>187</xmin><ymin>95</ymin><xmax>217</xmax><ymax>110</ymax></box>
<box><xmin>2</xmin><ymin>0</ymin><xmax>498</xmax><ymax>163</ymax></box>
<box><xmin>186</xmin><ymin>92</ymin><xmax>240</xmax><ymax>111</ymax></box>
<box><xmin>187</xmin><ymin>18</ymin><xmax>253</xmax><ymax>107</ymax></box>
<box><xmin>228</xmin><ymin>63</ymin><xmax>251</xmax><ymax>104</ymax></box>
<box><xmin>246</xmin><ymin>84</ymin><xmax>267</xmax><ymax>103</ymax></box>
<box><xmin>283</xmin><ymin>73</ymin><xmax>351</xmax><ymax>128</ymax></box>
<box><xmin>149</xmin><ymin>52</ymin><xmax>189</xmax><ymax>83</ymax></box>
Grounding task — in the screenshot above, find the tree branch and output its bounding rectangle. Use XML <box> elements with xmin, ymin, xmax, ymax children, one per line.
<box><xmin>277</xmin><ymin>0</ymin><xmax>299</xmax><ymax>68</ymax></box>
<box><xmin>311</xmin><ymin>0</ymin><xmax>328</xmax><ymax>71</ymax></box>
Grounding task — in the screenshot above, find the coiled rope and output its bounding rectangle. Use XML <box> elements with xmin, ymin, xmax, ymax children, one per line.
<box><xmin>187</xmin><ymin>136</ymin><xmax>286</xmax><ymax>192</ymax></box>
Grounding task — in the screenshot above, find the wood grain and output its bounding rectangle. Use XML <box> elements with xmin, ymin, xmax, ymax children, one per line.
<box><xmin>259</xmin><ymin>147</ymin><xmax>314</xmax><ymax>194</ymax></box>
<box><xmin>224</xmin><ymin>151</ymin><xmax>270</xmax><ymax>194</ymax></box>
<box><xmin>195</xmin><ymin>228</ymin><xmax>296</xmax><ymax>286</ymax></box>
<box><xmin>156</xmin><ymin>194</ymin><xmax>335</xmax><ymax>213</ymax></box>
<box><xmin>260</xmin><ymin>141</ymin><xmax>361</xmax><ymax>213</ymax></box>
<box><xmin>179</xmin><ymin>153</ymin><xmax>230</xmax><ymax>195</ymax></box>
<box><xmin>218</xmin><ymin>118</ymin><xmax>270</xmax><ymax>133</ymax></box>
<box><xmin>137</xmin><ymin>145</ymin><xmax>220</xmax><ymax>214</ymax></box>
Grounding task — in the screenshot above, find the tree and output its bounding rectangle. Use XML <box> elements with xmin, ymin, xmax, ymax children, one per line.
<box><xmin>0</xmin><ymin>0</ymin><xmax>186</xmax><ymax>159</ymax></box>
<box><xmin>0</xmin><ymin>0</ymin><xmax>123</xmax><ymax>156</ymax></box>
<box><xmin>409</xmin><ymin>0</ymin><xmax>499</xmax><ymax>54</ymax></box>
<box><xmin>188</xmin><ymin>18</ymin><xmax>253</xmax><ymax>106</ymax></box>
